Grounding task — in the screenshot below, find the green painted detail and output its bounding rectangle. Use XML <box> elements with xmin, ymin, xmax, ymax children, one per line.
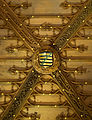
<box><xmin>39</xmin><ymin>52</ymin><xmax>53</xmax><ymax>67</ymax></box>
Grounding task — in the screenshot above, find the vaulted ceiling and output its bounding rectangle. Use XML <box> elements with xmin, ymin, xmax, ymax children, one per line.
<box><xmin>0</xmin><ymin>0</ymin><xmax>92</xmax><ymax>120</ymax></box>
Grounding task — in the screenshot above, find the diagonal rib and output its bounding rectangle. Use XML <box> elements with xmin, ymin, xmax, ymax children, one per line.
<box><xmin>55</xmin><ymin>0</ymin><xmax>92</xmax><ymax>50</ymax></box>
<box><xmin>0</xmin><ymin>0</ymin><xmax>39</xmax><ymax>51</ymax></box>
<box><xmin>52</xmin><ymin>70</ymin><xmax>92</xmax><ymax>120</ymax></box>
<box><xmin>1</xmin><ymin>69</ymin><xmax>39</xmax><ymax>120</ymax></box>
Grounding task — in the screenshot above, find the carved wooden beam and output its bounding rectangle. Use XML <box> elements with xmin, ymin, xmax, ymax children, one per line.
<box><xmin>55</xmin><ymin>0</ymin><xmax>92</xmax><ymax>50</ymax></box>
<box><xmin>0</xmin><ymin>0</ymin><xmax>39</xmax><ymax>51</ymax></box>
<box><xmin>1</xmin><ymin>69</ymin><xmax>39</xmax><ymax>120</ymax></box>
<box><xmin>52</xmin><ymin>70</ymin><xmax>92</xmax><ymax>120</ymax></box>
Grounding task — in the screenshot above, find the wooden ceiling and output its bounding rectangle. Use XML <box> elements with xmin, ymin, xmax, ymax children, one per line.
<box><xmin>0</xmin><ymin>0</ymin><xmax>92</xmax><ymax>120</ymax></box>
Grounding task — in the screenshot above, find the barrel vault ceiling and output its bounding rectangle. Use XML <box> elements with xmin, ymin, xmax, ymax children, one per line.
<box><xmin>0</xmin><ymin>0</ymin><xmax>92</xmax><ymax>120</ymax></box>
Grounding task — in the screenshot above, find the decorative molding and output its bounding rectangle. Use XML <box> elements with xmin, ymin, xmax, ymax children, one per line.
<box><xmin>0</xmin><ymin>0</ymin><xmax>92</xmax><ymax>120</ymax></box>
<box><xmin>1</xmin><ymin>69</ymin><xmax>39</xmax><ymax>120</ymax></box>
<box><xmin>52</xmin><ymin>70</ymin><xmax>92</xmax><ymax>120</ymax></box>
<box><xmin>0</xmin><ymin>0</ymin><xmax>39</xmax><ymax>51</ymax></box>
<box><xmin>55</xmin><ymin>0</ymin><xmax>92</xmax><ymax>50</ymax></box>
<box><xmin>32</xmin><ymin>46</ymin><xmax>60</xmax><ymax>74</ymax></box>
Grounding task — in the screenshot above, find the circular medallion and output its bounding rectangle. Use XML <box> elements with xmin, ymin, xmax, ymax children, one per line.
<box><xmin>32</xmin><ymin>46</ymin><xmax>60</xmax><ymax>74</ymax></box>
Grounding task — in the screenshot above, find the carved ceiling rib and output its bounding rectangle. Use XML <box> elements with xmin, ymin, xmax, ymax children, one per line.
<box><xmin>0</xmin><ymin>0</ymin><xmax>92</xmax><ymax>120</ymax></box>
<box><xmin>55</xmin><ymin>0</ymin><xmax>92</xmax><ymax>50</ymax></box>
<box><xmin>52</xmin><ymin>70</ymin><xmax>92</xmax><ymax>120</ymax></box>
<box><xmin>0</xmin><ymin>0</ymin><xmax>39</xmax><ymax>52</ymax></box>
<box><xmin>51</xmin><ymin>1</ymin><xmax>92</xmax><ymax>118</ymax></box>
<box><xmin>1</xmin><ymin>69</ymin><xmax>39</xmax><ymax>120</ymax></box>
